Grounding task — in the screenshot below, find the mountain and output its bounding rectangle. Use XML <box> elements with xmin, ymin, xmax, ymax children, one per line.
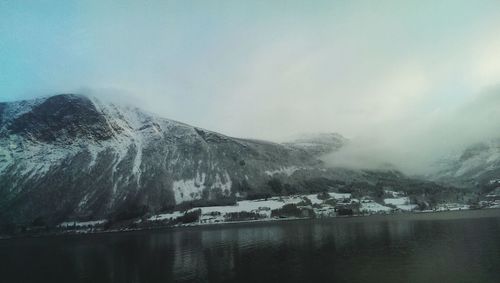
<box><xmin>0</xmin><ymin>94</ymin><xmax>466</xmax><ymax>228</ymax></box>
<box><xmin>0</xmin><ymin>94</ymin><xmax>353</xmax><ymax>226</ymax></box>
<box><xmin>430</xmin><ymin>140</ymin><xmax>500</xmax><ymax>190</ymax></box>
<box><xmin>283</xmin><ymin>133</ymin><xmax>347</xmax><ymax>156</ymax></box>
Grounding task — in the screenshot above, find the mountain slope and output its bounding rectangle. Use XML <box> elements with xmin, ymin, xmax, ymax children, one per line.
<box><xmin>283</xmin><ymin>133</ymin><xmax>347</xmax><ymax>156</ymax></box>
<box><xmin>0</xmin><ymin>94</ymin><xmax>462</xmax><ymax>228</ymax></box>
<box><xmin>0</xmin><ymin>94</ymin><xmax>328</xmax><ymax>225</ymax></box>
<box><xmin>430</xmin><ymin>140</ymin><xmax>500</xmax><ymax>189</ymax></box>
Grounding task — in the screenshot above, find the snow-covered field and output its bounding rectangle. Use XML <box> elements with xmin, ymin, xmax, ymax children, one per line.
<box><xmin>148</xmin><ymin>211</ymin><xmax>184</xmax><ymax>221</ymax></box>
<box><xmin>384</xmin><ymin>197</ymin><xmax>418</xmax><ymax>211</ymax></box>
<box><xmin>146</xmin><ymin>191</ymin><xmax>409</xmax><ymax>225</ymax></box>
<box><xmin>360</xmin><ymin>201</ymin><xmax>392</xmax><ymax>213</ymax></box>
<box><xmin>186</xmin><ymin>196</ymin><xmax>307</xmax><ymax>224</ymax></box>
<box><xmin>58</xmin><ymin>220</ymin><xmax>107</xmax><ymax>228</ymax></box>
<box><xmin>435</xmin><ymin>203</ymin><xmax>470</xmax><ymax>211</ymax></box>
<box><xmin>58</xmin><ymin>191</ymin><xmax>483</xmax><ymax>231</ymax></box>
<box><xmin>329</xmin><ymin>192</ymin><xmax>352</xmax><ymax>200</ymax></box>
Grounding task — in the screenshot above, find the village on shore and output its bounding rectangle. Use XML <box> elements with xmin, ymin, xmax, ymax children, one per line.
<box><xmin>57</xmin><ymin>188</ymin><xmax>500</xmax><ymax>234</ymax></box>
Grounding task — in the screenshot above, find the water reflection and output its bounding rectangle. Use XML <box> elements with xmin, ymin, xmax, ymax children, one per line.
<box><xmin>1</xmin><ymin>210</ymin><xmax>500</xmax><ymax>283</ymax></box>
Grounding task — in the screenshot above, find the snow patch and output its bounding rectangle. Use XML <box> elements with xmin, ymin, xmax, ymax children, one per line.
<box><xmin>305</xmin><ymin>194</ymin><xmax>323</xmax><ymax>205</ymax></box>
<box><xmin>58</xmin><ymin>220</ymin><xmax>107</xmax><ymax>228</ymax></box>
<box><xmin>212</xmin><ymin>171</ymin><xmax>232</xmax><ymax>195</ymax></box>
<box><xmin>360</xmin><ymin>201</ymin><xmax>392</xmax><ymax>213</ymax></box>
<box><xmin>148</xmin><ymin>211</ymin><xmax>183</xmax><ymax>221</ymax></box>
<box><xmin>193</xmin><ymin>196</ymin><xmax>304</xmax><ymax>219</ymax></box>
<box><xmin>173</xmin><ymin>173</ymin><xmax>207</xmax><ymax>204</ymax></box>
<box><xmin>329</xmin><ymin>192</ymin><xmax>352</xmax><ymax>200</ymax></box>
<box><xmin>265</xmin><ymin>166</ymin><xmax>300</xmax><ymax>177</ymax></box>
<box><xmin>384</xmin><ymin>197</ymin><xmax>410</xmax><ymax>206</ymax></box>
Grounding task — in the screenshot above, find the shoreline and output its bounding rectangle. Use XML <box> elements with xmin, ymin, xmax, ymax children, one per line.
<box><xmin>2</xmin><ymin>207</ymin><xmax>500</xmax><ymax>241</ymax></box>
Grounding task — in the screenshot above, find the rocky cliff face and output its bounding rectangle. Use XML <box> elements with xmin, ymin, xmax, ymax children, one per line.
<box><xmin>0</xmin><ymin>94</ymin><xmax>341</xmax><ymax>225</ymax></box>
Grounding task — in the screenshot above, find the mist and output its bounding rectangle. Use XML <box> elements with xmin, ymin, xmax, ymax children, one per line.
<box><xmin>2</xmin><ymin>0</ymin><xmax>500</xmax><ymax>175</ymax></box>
<box><xmin>323</xmin><ymin>87</ymin><xmax>500</xmax><ymax>175</ymax></box>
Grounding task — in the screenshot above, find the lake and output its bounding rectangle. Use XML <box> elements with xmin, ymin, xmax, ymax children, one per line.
<box><xmin>1</xmin><ymin>209</ymin><xmax>500</xmax><ymax>283</ymax></box>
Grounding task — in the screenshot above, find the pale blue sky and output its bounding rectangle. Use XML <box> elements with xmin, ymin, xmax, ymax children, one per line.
<box><xmin>2</xmin><ymin>0</ymin><xmax>500</xmax><ymax>148</ymax></box>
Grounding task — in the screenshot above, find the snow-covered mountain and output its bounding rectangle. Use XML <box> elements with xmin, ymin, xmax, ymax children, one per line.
<box><xmin>0</xmin><ymin>94</ymin><xmax>350</xmax><ymax>226</ymax></box>
<box><xmin>0</xmin><ymin>94</ymin><xmax>468</xmax><ymax>228</ymax></box>
<box><xmin>430</xmin><ymin>140</ymin><xmax>500</xmax><ymax>189</ymax></box>
<box><xmin>283</xmin><ymin>133</ymin><xmax>347</xmax><ymax>156</ymax></box>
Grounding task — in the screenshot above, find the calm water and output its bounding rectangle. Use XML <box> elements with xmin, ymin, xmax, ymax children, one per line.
<box><xmin>1</xmin><ymin>210</ymin><xmax>500</xmax><ymax>283</ymax></box>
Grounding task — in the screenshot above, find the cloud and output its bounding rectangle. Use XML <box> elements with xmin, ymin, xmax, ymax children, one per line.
<box><xmin>3</xmin><ymin>1</ymin><xmax>500</xmax><ymax>174</ymax></box>
<box><xmin>323</xmin><ymin>88</ymin><xmax>500</xmax><ymax>175</ymax></box>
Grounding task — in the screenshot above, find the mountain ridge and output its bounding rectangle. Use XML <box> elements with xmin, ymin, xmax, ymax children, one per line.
<box><xmin>0</xmin><ymin>94</ymin><xmax>473</xmax><ymax>228</ymax></box>
<box><xmin>0</xmin><ymin>94</ymin><xmax>345</xmax><ymax>226</ymax></box>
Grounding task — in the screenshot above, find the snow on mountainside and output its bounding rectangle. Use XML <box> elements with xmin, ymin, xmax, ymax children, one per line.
<box><xmin>0</xmin><ymin>94</ymin><xmax>329</xmax><ymax>226</ymax></box>
<box><xmin>283</xmin><ymin>132</ymin><xmax>347</xmax><ymax>156</ymax></box>
<box><xmin>430</xmin><ymin>140</ymin><xmax>500</xmax><ymax>188</ymax></box>
<box><xmin>0</xmin><ymin>94</ymin><xmax>460</xmax><ymax>228</ymax></box>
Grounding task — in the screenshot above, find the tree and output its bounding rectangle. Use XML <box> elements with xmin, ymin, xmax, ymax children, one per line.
<box><xmin>271</xmin><ymin>204</ymin><xmax>303</xmax><ymax>218</ymax></box>
<box><xmin>268</xmin><ymin>178</ymin><xmax>283</xmax><ymax>195</ymax></box>
<box><xmin>31</xmin><ymin>217</ymin><xmax>46</xmax><ymax>227</ymax></box>
<box><xmin>178</xmin><ymin>209</ymin><xmax>202</xmax><ymax>223</ymax></box>
<box><xmin>317</xmin><ymin>191</ymin><xmax>330</xmax><ymax>200</ymax></box>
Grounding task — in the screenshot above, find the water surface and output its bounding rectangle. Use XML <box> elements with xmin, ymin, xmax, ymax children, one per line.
<box><xmin>1</xmin><ymin>210</ymin><xmax>500</xmax><ymax>283</ymax></box>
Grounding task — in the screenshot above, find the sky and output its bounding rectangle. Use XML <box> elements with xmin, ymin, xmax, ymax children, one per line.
<box><xmin>2</xmin><ymin>0</ymin><xmax>500</xmax><ymax>173</ymax></box>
